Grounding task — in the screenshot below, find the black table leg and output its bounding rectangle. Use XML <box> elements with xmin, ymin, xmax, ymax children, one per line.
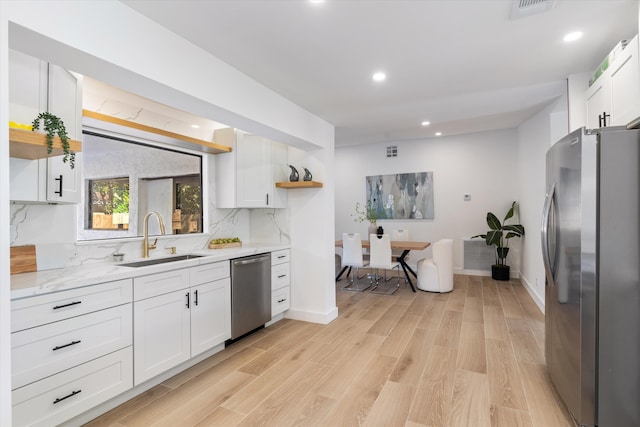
<box><xmin>336</xmin><ymin>266</ymin><xmax>350</xmax><ymax>282</ymax></box>
<box><xmin>397</xmin><ymin>250</ymin><xmax>416</xmax><ymax>292</ymax></box>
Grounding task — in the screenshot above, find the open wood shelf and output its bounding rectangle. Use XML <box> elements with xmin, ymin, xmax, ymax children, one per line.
<box><xmin>275</xmin><ymin>181</ymin><xmax>323</xmax><ymax>189</ymax></box>
<box><xmin>82</xmin><ymin>109</ymin><xmax>232</xmax><ymax>154</ymax></box>
<box><xmin>9</xmin><ymin>128</ymin><xmax>82</xmax><ymax>160</ymax></box>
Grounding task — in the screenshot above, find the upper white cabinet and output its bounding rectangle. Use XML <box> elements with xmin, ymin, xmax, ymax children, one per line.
<box><xmin>214</xmin><ymin>128</ymin><xmax>288</xmax><ymax>208</ymax></box>
<box><xmin>586</xmin><ymin>35</ymin><xmax>640</xmax><ymax>129</ymax></box>
<box><xmin>9</xmin><ymin>49</ymin><xmax>83</xmax><ymax>204</ymax></box>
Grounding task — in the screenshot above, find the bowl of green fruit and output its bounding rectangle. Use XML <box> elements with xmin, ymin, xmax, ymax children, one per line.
<box><xmin>208</xmin><ymin>237</ymin><xmax>242</xmax><ymax>249</ymax></box>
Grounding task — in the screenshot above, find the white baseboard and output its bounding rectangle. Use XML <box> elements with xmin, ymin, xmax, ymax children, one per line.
<box><xmin>285</xmin><ymin>306</ymin><xmax>338</xmax><ymax>325</ymax></box>
<box><xmin>519</xmin><ymin>274</ymin><xmax>545</xmax><ymax>314</ymax></box>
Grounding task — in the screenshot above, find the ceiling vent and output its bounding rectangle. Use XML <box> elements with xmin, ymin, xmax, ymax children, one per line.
<box><xmin>386</xmin><ymin>145</ymin><xmax>398</xmax><ymax>158</ymax></box>
<box><xmin>510</xmin><ymin>0</ymin><xmax>555</xmax><ymax>20</ymax></box>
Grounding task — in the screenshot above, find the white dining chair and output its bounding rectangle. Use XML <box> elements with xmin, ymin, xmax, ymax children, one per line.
<box><xmin>341</xmin><ymin>233</ymin><xmax>371</xmax><ymax>291</ymax></box>
<box><xmin>416</xmin><ymin>239</ymin><xmax>454</xmax><ymax>293</ymax></box>
<box><xmin>391</xmin><ymin>229</ymin><xmax>409</xmax><ymax>262</ymax></box>
<box><xmin>368</xmin><ymin>234</ymin><xmax>402</xmax><ymax>294</ymax></box>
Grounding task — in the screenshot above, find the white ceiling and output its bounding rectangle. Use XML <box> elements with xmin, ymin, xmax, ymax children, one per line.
<box><xmin>121</xmin><ymin>0</ymin><xmax>638</xmax><ymax>147</ymax></box>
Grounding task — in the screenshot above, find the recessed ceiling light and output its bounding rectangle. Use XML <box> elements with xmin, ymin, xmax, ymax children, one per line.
<box><xmin>372</xmin><ymin>72</ymin><xmax>386</xmax><ymax>82</ymax></box>
<box><xmin>310</xmin><ymin>0</ymin><xmax>325</xmax><ymax>3</ymax></box>
<box><xmin>435</xmin><ymin>132</ymin><xmax>442</xmax><ymax>136</ymax></box>
<box><xmin>421</xmin><ymin>121</ymin><xmax>430</xmax><ymax>126</ymax></box>
<box><xmin>563</xmin><ymin>31</ymin><xmax>583</xmax><ymax>42</ymax></box>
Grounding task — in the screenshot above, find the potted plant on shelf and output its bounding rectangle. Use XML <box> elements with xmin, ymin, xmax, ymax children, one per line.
<box><xmin>472</xmin><ymin>201</ymin><xmax>525</xmax><ymax>281</ymax></box>
<box><xmin>32</xmin><ymin>112</ymin><xmax>75</xmax><ymax>169</ymax></box>
<box><xmin>352</xmin><ymin>200</ymin><xmax>379</xmax><ymax>238</ymax></box>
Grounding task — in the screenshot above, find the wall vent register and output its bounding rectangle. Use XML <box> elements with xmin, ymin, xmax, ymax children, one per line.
<box><xmin>386</xmin><ymin>145</ymin><xmax>398</xmax><ymax>158</ymax></box>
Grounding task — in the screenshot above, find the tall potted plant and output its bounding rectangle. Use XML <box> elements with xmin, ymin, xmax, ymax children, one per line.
<box><xmin>472</xmin><ymin>201</ymin><xmax>525</xmax><ymax>281</ymax></box>
<box><xmin>352</xmin><ymin>200</ymin><xmax>378</xmax><ymax>238</ymax></box>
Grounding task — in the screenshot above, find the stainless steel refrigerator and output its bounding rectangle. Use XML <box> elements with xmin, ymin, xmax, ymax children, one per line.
<box><xmin>542</xmin><ymin>126</ymin><xmax>639</xmax><ymax>427</ymax></box>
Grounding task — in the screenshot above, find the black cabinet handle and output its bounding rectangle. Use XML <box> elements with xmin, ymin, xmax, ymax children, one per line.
<box><xmin>599</xmin><ymin>111</ymin><xmax>611</xmax><ymax>127</ymax></box>
<box><xmin>277</xmin><ymin>255</ymin><xmax>286</xmax><ymax>259</ymax></box>
<box><xmin>53</xmin><ymin>389</ymin><xmax>81</xmax><ymax>404</ymax></box>
<box><xmin>278</xmin><ymin>274</ymin><xmax>287</xmax><ymax>278</ymax></box>
<box><xmin>55</xmin><ymin>174</ymin><xmax>63</xmax><ymax>197</ymax></box>
<box><xmin>194</xmin><ymin>289</ymin><xmax>199</xmax><ymax>306</ymax></box>
<box><xmin>52</xmin><ymin>301</ymin><xmax>81</xmax><ymax>310</ymax></box>
<box><xmin>266</xmin><ymin>193</ymin><xmax>269</xmax><ymax>205</ymax></box>
<box><xmin>186</xmin><ymin>292</ymin><xmax>190</xmax><ymax>308</ymax></box>
<box><xmin>53</xmin><ymin>340</ymin><xmax>81</xmax><ymax>351</ymax></box>
<box><xmin>278</xmin><ymin>298</ymin><xmax>287</xmax><ymax>303</ymax></box>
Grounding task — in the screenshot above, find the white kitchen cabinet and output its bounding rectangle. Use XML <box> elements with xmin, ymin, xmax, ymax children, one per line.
<box><xmin>271</xmin><ymin>249</ymin><xmax>290</xmax><ymax>316</ymax></box>
<box><xmin>9</xmin><ymin>48</ymin><xmax>83</xmax><ymax>204</ymax></box>
<box><xmin>10</xmin><ymin>278</ymin><xmax>133</xmax><ymax>426</ymax></box>
<box><xmin>214</xmin><ymin>127</ymin><xmax>288</xmax><ymax>208</ymax></box>
<box><xmin>586</xmin><ymin>35</ymin><xmax>640</xmax><ymax>128</ymax></box>
<box><xmin>12</xmin><ymin>347</ymin><xmax>132</xmax><ymax>427</ymax></box>
<box><xmin>191</xmin><ymin>278</ymin><xmax>231</xmax><ymax>357</ymax></box>
<box><xmin>133</xmin><ymin>261</ymin><xmax>231</xmax><ymax>385</ymax></box>
<box><xmin>133</xmin><ymin>288</ymin><xmax>191</xmax><ymax>385</ymax></box>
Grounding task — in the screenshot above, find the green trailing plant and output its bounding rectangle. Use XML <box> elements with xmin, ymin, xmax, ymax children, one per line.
<box><xmin>472</xmin><ymin>201</ymin><xmax>525</xmax><ymax>266</ymax></box>
<box><xmin>31</xmin><ymin>112</ymin><xmax>75</xmax><ymax>169</ymax></box>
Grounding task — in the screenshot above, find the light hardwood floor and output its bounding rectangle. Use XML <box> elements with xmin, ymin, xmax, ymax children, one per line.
<box><xmin>85</xmin><ymin>275</ymin><xmax>573</xmax><ymax>426</ymax></box>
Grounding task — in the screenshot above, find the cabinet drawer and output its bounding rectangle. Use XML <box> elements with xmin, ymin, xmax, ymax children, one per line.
<box><xmin>12</xmin><ymin>304</ymin><xmax>132</xmax><ymax>389</ymax></box>
<box><xmin>11</xmin><ymin>278</ymin><xmax>132</xmax><ymax>333</ymax></box>
<box><xmin>272</xmin><ymin>286</ymin><xmax>290</xmax><ymax>316</ymax></box>
<box><xmin>190</xmin><ymin>260</ymin><xmax>230</xmax><ymax>286</ymax></box>
<box><xmin>134</xmin><ymin>269</ymin><xmax>189</xmax><ymax>301</ymax></box>
<box><xmin>12</xmin><ymin>347</ymin><xmax>132</xmax><ymax>427</ymax></box>
<box><xmin>271</xmin><ymin>263</ymin><xmax>290</xmax><ymax>291</ymax></box>
<box><xmin>271</xmin><ymin>249</ymin><xmax>290</xmax><ymax>265</ymax></box>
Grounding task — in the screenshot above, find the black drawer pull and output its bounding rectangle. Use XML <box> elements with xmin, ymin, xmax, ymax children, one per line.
<box><xmin>277</xmin><ymin>255</ymin><xmax>286</xmax><ymax>259</ymax></box>
<box><xmin>278</xmin><ymin>274</ymin><xmax>287</xmax><ymax>279</ymax></box>
<box><xmin>278</xmin><ymin>298</ymin><xmax>287</xmax><ymax>303</ymax></box>
<box><xmin>52</xmin><ymin>301</ymin><xmax>81</xmax><ymax>310</ymax></box>
<box><xmin>53</xmin><ymin>389</ymin><xmax>81</xmax><ymax>404</ymax></box>
<box><xmin>53</xmin><ymin>340</ymin><xmax>81</xmax><ymax>351</ymax></box>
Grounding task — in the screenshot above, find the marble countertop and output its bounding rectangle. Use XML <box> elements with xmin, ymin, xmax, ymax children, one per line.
<box><xmin>11</xmin><ymin>243</ymin><xmax>289</xmax><ymax>300</ymax></box>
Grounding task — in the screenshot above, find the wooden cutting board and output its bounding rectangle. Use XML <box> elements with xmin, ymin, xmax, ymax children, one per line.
<box><xmin>10</xmin><ymin>245</ymin><xmax>37</xmax><ymax>274</ymax></box>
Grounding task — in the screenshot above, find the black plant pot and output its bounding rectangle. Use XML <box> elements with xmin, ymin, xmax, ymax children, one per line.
<box><xmin>491</xmin><ymin>264</ymin><xmax>510</xmax><ymax>281</ymax></box>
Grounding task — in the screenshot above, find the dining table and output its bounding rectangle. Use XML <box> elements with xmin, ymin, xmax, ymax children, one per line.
<box><xmin>335</xmin><ymin>239</ymin><xmax>431</xmax><ymax>292</ymax></box>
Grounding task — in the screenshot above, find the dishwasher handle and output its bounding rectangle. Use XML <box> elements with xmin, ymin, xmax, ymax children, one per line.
<box><xmin>233</xmin><ymin>255</ymin><xmax>270</xmax><ymax>266</ymax></box>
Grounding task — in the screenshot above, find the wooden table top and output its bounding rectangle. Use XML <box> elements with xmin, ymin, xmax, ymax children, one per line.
<box><xmin>335</xmin><ymin>240</ymin><xmax>430</xmax><ymax>251</ymax></box>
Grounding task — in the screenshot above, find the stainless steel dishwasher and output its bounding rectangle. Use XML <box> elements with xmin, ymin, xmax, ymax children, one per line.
<box><xmin>229</xmin><ymin>253</ymin><xmax>271</xmax><ymax>341</ymax></box>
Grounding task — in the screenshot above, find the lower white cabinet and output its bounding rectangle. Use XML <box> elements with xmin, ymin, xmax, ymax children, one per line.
<box><xmin>191</xmin><ymin>278</ymin><xmax>231</xmax><ymax>357</ymax></box>
<box><xmin>12</xmin><ymin>304</ymin><xmax>132</xmax><ymax>390</ymax></box>
<box><xmin>133</xmin><ymin>289</ymin><xmax>191</xmax><ymax>385</ymax></box>
<box><xmin>12</xmin><ymin>347</ymin><xmax>133</xmax><ymax>427</ymax></box>
<box><xmin>271</xmin><ymin>249</ymin><xmax>290</xmax><ymax>317</ymax></box>
<box><xmin>133</xmin><ymin>261</ymin><xmax>231</xmax><ymax>385</ymax></box>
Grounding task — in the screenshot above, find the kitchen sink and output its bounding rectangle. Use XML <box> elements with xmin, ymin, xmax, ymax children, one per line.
<box><xmin>119</xmin><ymin>254</ymin><xmax>204</xmax><ymax>268</ymax></box>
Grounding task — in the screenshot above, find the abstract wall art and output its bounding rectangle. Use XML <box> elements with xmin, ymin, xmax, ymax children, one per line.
<box><xmin>365</xmin><ymin>172</ymin><xmax>434</xmax><ymax>220</ymax></box>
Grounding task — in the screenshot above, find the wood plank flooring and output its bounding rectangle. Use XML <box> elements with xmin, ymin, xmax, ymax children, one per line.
<box><xmin>85</xmin><ymin>275</ymin><xmax>573</xmax><ymax>427</ymax></box>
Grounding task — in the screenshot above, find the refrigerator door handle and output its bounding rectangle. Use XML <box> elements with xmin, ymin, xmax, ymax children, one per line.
<box><xmin>541</xmin><ymin>182</ymin><xmax>556</xmax><ymax>288</ymax></box>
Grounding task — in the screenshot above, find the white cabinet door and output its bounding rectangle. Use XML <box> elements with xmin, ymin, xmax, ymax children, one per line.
<box><xmin>585</xmin><ymin>35</ymin><xmax>640</xmax><ymax>128</ymax></box>
<box><xmin>585</xmin><ymin>78</ymin><xmax>609</xmax><ymax>129</ymax></box>
<box><xmin>133</xmin><ymin>290</ymin><xmax>190</xmax><ymax>385</ymax></box>
<box><xmin>609</xmin><ymin>36</ymin><xmax>640</xmax><ymax>126</ymax></box>
<box><xmin>215</xmin><ymin>128</ymin><xmax>287</xmax><ymax>208</ymax></box>
<box><xmin>9</xmin><ymin>50</ymin><xmax>82</xmax><ymax>204</ymax></box>
<box><xmin>8</xmin><ymin>49</ymin><xmax>47</xmax><ymax>125</ymax></box>
<box><xmin>190</xmin><ymin>278</ymin><xmax>231</xmax><ymax>357</ymax></box>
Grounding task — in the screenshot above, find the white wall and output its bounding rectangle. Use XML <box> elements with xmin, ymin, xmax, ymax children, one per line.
<box><xmin>516</xmin><ymin>93</ymin><xmax>569</xmax><ymax>310</ymax></box>
<box><xmin>335</xmin><ymin>128</ymin><xmax>520</xmax><ymax>274</ymax></box>
<box><xmin>1</xmin><ymin>2</ymin><xmax>337</xmax><ymax>422</ymax></box>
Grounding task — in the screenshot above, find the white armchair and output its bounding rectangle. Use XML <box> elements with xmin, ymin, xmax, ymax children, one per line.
<box><xmin>417</xmin><ymin>239</ymin><xmax>453</xmax><ymax>293</ymax></box>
